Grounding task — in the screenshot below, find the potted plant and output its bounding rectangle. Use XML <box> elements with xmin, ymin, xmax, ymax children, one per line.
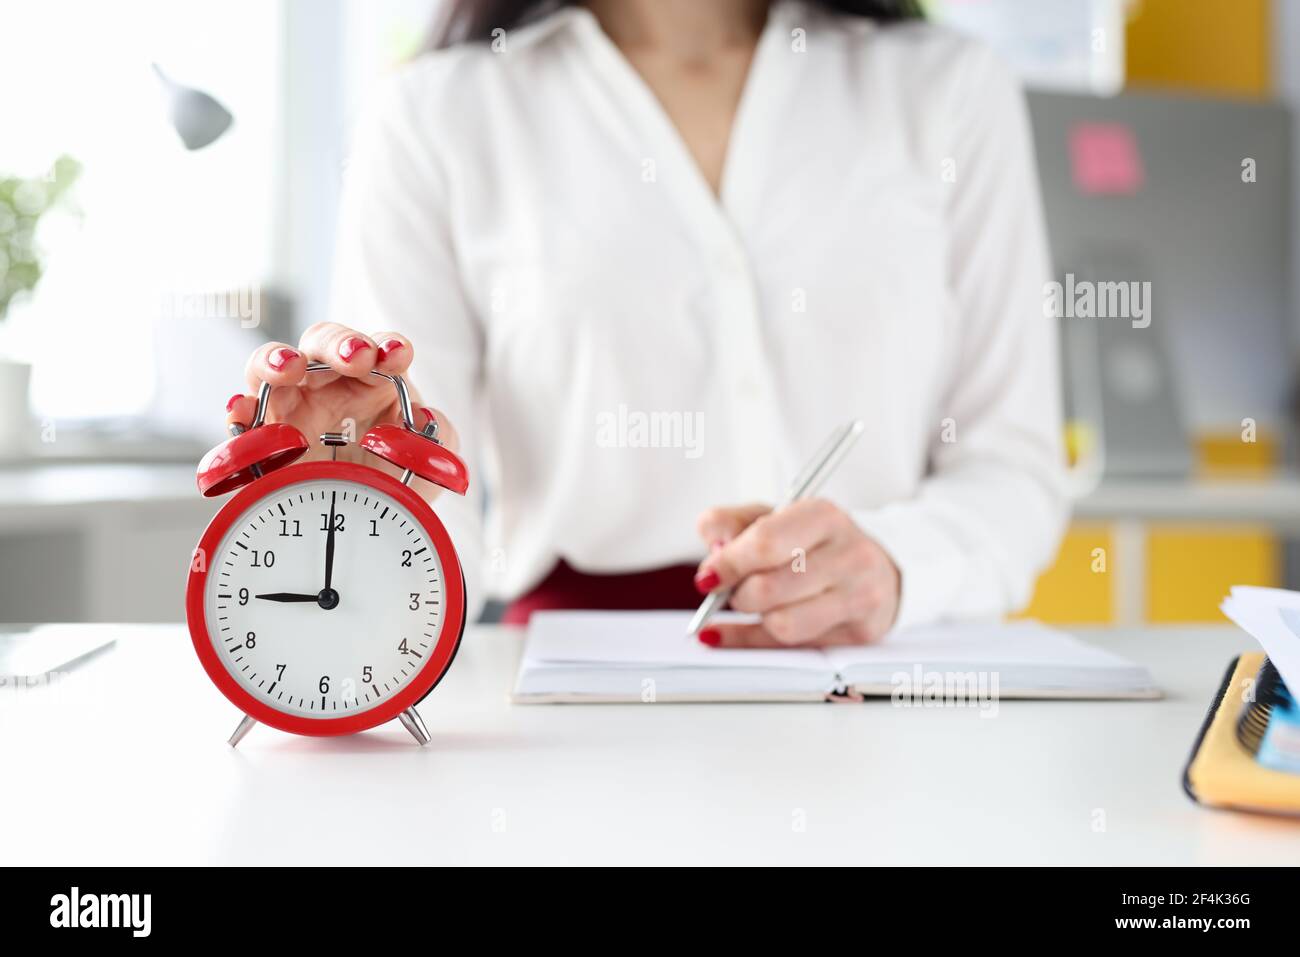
<box><xmin>0</xmin><ymin>155</ymin><xmax>80</xmax><ymax>453</ymax></box>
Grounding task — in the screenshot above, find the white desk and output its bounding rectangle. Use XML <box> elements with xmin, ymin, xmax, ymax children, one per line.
<box><xmin>0</xmin><ymin>464</ymin><xmax>208</xmax><ymax>622</ymax></box>
<box><xmin>2</xmin><ymin>623</ymin><xmax>1297</xmax><ymax>865</ymax></box>
<box><xmin>1074</xmin><ymin>474</ymin><xmax>1300</xmax><ymax>529</ymax></box>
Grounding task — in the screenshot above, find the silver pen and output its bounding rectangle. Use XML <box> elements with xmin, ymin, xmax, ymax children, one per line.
<box><xmin>687</xmin><ymin>419</ymin><xmax>866</xmax><ymax>635</ymax></box>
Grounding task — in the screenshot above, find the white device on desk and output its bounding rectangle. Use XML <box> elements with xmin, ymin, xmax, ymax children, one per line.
<box><xmin>0</xmin><ymin>624</ymin><xmax>115</xmax><ymax>682</ymax></box>
<box><xmin>186</xmin><ymin>364</ymin><xmax>471</xmax><ymax>747</ymax></box>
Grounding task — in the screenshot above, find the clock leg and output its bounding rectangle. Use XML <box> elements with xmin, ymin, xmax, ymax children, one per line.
<box><xmin>398</xmin><ymin>706</ymin><xmax>430</xmax><ymax>746</ymax></box>
<box><xmin>228</xmin><ymin>714</ymin><xmax>257</xmax><ymax>748</ymax></box>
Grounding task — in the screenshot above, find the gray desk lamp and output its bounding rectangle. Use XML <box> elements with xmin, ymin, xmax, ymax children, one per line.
<box><xmin>152</xmin><ymin>63</ymin><xmax>233</xmax><ymax>150</ymax></box>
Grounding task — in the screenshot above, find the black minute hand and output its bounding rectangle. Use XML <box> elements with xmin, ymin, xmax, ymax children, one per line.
<box><xmin>324</xmin><ymin>490</ymin><xmax>337</xmax><ymax>591</ymax></box>
<box><xmin>256</xmin><ymin>592</ymin><xmax>320</xmax><ymax>603</ymax></box>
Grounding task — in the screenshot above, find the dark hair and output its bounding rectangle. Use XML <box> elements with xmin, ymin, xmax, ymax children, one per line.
<box><xmin>429</xmin><ymin>0</ymin><xmax>923</xmax><ymax>49</ymax></box>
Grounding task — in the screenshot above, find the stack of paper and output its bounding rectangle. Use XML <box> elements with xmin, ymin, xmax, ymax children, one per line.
<box><xmin>1220</xmin><ymin>586</ymin><xmax>1300</xmax><ymax>695</ymax></box>
<box><xmin>1220</xmin><ymin>586</ymin><xmax>1300</xmax><ymax>773</ymax></box>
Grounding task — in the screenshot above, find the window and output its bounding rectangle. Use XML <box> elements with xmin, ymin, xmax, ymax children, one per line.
<box><xmin>1</xmin><ymin>0</ymin><xmax>440</xmax><ymax>437</ymax></box>
<box><xmin>2</xmin><ymin>0</ymin><xmax>283</xmax><ymax>424</ymax></box>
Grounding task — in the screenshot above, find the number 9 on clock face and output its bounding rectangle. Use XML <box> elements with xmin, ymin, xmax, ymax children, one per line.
<box><xmin>186</xmin><ymin>464</ymin><xmax>466</xmax><ymax>737</ymax></box>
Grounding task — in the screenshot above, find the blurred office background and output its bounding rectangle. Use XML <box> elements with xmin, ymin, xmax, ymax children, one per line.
<box><xmin>0</xmin><ymin>0</ymin><xmax>1296</xmax><ymax>626</ymax></box>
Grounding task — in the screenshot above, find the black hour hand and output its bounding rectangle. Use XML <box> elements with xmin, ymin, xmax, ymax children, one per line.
<box><xmin>255</xmin><ymin>592</ymin><xmax>319</xmax><ymax>603</ymax></box>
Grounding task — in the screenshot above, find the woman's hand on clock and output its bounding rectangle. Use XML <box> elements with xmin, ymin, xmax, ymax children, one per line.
<box><xmin>225</xmin><ymin>323</ymin><xmax>459</xmax><ymax>497</ymax></box>
<box><xmin>692</xmin><ymin>499</ymin><xmax>901</xmax><ymax>648</ymax></box>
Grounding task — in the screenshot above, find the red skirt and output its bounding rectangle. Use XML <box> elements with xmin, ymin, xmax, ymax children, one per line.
<box><xmin>501</xmin><ymin>559</ymin><xmax>702</xmax><ymax>625</ymax></box>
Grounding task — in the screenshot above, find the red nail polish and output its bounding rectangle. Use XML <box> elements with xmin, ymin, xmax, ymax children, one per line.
<box><xmin>694</xmin><ymin>568</ymin><xmax>721</xmax><ymax>594</ymax></box>
<box><xmin>268</xmin><ymin>347</ymin><xmax>300</xmax><ymax>371</ymax></box>
<box><xmin>378</xmin><ymin>339</ymin><xmax>404</xmax><ymax>362</ymax></box>
<box><xmin>225</xmin><ymin>394</ymin><xmax>244</xmax><ymax>412</ymax></box>
<box><xmin>339</xmin><ymin>337</ymin><xmax>372</xmax><ymax>362</ymax></box>
<box><xmin>698</xmin><ymin>629</ymin><xmax>721</xmax><ymax>647</ymax></box>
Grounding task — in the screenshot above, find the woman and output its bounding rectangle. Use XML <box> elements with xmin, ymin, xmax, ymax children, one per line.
<box><xmin>226</xmin><ymin>0</ymin><xmax>1067</xmax><ymax>647</ymax></box>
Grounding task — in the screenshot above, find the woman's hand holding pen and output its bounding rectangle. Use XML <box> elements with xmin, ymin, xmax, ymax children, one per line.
<box><xmin>693</xmin><ymin>500</ymin><xmax>900</xmax><ymax>648</ymax></box>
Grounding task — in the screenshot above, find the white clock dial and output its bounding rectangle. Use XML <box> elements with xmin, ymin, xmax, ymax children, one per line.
<box><xmin>202</xmin><ymin>479</ymin><xmax>448</xmax><ymax>718</ymax></box>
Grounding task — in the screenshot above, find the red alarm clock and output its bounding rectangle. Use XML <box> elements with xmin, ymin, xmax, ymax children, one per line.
<box><xmin>186</xmin><ymin>362</ymin><xmax>469</xmax><ymax>747</ymax></box>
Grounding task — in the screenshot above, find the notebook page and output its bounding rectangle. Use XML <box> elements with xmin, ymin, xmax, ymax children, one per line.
<box><xmin>523</xmin><ymin>610</ymin><xmax>830</xmax><ymax>672</ymax></box>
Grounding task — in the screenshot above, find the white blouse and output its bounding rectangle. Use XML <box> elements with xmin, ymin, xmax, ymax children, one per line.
<box><xmin>329</xmin><ymin>0</ymin><xmax>1068</xmax><ymax>628</ymax></box>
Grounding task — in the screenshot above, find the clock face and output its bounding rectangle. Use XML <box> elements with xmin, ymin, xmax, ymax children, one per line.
<box><xmin>201</xmin><ymin>477</ymin><xmax>449</xmax><ymax>720</ymax></box>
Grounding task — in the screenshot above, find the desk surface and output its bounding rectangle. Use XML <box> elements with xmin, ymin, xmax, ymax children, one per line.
<box><xmin>3</xmin><ymin>623</ymin><xmax>1296</xmax><ymax>865</ymax></box>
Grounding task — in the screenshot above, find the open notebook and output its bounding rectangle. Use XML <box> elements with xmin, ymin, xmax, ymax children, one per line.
<box><xmin>511</xmin><ymin>611</ymin><xmax>1160</xmax><ymax>703</ymax></box>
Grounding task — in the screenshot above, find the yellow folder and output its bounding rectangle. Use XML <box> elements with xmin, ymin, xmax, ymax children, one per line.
<box><xmin>1183</xmin><ymin>652</ymin><xmax>1300</xmax><ymax>816</ymax></box>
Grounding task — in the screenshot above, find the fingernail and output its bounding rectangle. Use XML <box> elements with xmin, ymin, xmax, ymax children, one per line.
<box><xmin>378</xmin><ymin>339</ymin><xmax>404</xmax><ymax>362</ymax></box>
<box><xmin>339</xmin><ymin>337</ymin><xmax>372</xmax><ymax>362</ymax></box>
<box><xmin>268</xmin><ymin>347</ymin><xmax>300</xmax><ymax>371</ymax></box>
<box><xmin>225</xmin><ymin>394</ymin><xmax>244</xmax><ymax>412</ymax></box>
<box><xmin>694</xmin><ymin>568</ymin><xmax>721</xmax><ymax>594</ymax></box>
<box><xmin>698</xmin><ymin>628</ymin><xmax>721</xmax><ymax>647</ymax></box>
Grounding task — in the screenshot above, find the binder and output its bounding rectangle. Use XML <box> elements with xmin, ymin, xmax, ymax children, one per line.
<box><xmin>1183</xmin><ymin>652</ymin><xmax>1300</xmax><ymax>816</ymax></box>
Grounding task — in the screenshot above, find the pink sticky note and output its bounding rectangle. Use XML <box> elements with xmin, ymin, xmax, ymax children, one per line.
<box><xmin>1069</xmin><ymin>123</ymin><xmax>1145</xmax><ymax>195</ymax></box>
